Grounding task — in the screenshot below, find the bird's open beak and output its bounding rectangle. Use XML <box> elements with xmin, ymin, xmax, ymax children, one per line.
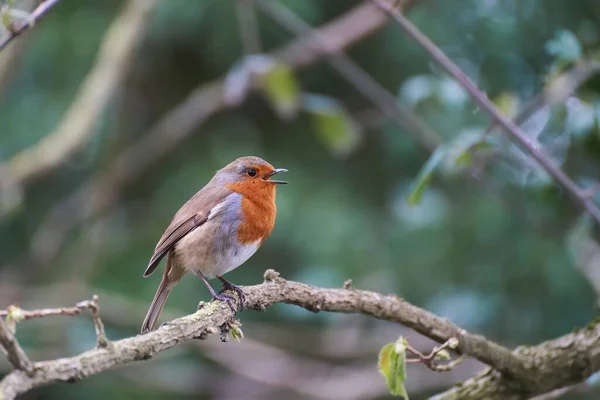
<box><xmin>264</xmin><ymin>168</ymin><xmax>288</xmax><ymax>184</ymax></box>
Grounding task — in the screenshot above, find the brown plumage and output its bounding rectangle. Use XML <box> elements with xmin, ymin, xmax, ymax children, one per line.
<box><xmin>141</xmin><ymin>156</ymin><xmax>287</xmax><ymax>333</ymax></box>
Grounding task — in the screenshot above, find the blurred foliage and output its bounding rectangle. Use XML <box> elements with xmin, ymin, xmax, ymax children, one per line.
<box><xmin>1</xmin><ymin>0</ymin><xmax>600</xmax><ymax>399</ymax></box>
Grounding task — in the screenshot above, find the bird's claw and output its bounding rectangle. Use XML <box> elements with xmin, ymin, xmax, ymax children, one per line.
<box><xmin>211</xmin><ymin>292</ymin><xmax>238</xmax><ymax>313</ymax></box>
<box><xmin>219</xmin><ymin>282</ymin><xmax>246</xmax><ymax>309</ymax></box>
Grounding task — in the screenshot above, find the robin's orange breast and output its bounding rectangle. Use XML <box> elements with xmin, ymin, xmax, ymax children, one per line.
<box><xmin>227</xmin><ymin>180</ymin><xmax>277</xmax><ymax>245</ymax></box>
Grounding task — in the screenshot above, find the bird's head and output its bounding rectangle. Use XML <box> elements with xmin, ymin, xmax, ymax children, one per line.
<box><xmin>214</xmin><ymin>156</ymin><xmax>288</xmax><ymax>190</ymax></box>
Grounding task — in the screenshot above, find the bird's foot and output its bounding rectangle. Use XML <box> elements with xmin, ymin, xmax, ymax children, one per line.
<box><xmin>211</xmin><ymin>292</ymin><xmax>238</xmax><ymax>313</ymax></box>
<box><xmin>219</xmin><ymin>281</ymin><xmax>245</xmax><ymax>309</ymax></box>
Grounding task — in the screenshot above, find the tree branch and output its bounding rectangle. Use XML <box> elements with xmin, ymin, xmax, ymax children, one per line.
<box><xmin>0</xmin><ymin>316</ymin><xmax>33</xmax><ymax>373</ymax></box>
<box><xmin>0</xmin><ymin>0</ymin><xmax>62</xmax><ymax>53</ymax></box>
<box><xmin>433</xmin><ymin>317</ymin><xmax>600</xmax><ymax>400</ymax></box>
<box><xmin>256</xmin><ymin>271</ymin><xmax>528</xmax><ymax>381</ymax></box>
<box><xmin>0</xmin><ymin>281</ymin><xmax>484</xmax><ymax>398</ymax></box>
<box><xmin>373</xmin><ymin>0</ymin><xmax>600</xmax><ymax>227</ymax></box>
<box><xmin>2</xmin><ymin>270</ymin><xmax>599</xmax><ymax>399</ymax></box>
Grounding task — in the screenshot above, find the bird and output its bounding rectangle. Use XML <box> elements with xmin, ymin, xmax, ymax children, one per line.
<box><xmin>140</xmin><ymin>156</ymin><xmax>288</xmax><ymax>333</ymax></box>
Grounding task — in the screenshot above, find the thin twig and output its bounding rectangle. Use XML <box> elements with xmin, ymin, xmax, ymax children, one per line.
<box><xmin>429</xmin><ymin>355</ymin><xmax>468</xmax><ymax>372</ymax></box>
<box><xmin>256</xmin><ymin>0</ymin><xmax>441</xmax><ymax>151</ymax></box>
<box><xmin>406</xmin><ymin>338</ymin><xmax>456</xmax><ymax>362</ymax></box>
<box><xmin>0</xmin><ymin>304</ymin><xmax>86</xmax><ymax>320</ymax></box>
<box><xmin>75</xmin><ymin>295</ymin><xmax>109</xmax><ymax>348</ymax></box>
<box><xmin>0</xmin><ymin>295</ymin><xmax>110</xmax><ymax>348</ymax></box>
<box><xmin>0</xmin><ymin>0</ymin><xmax>61</xmax><ymax>53</ymax></box>
<box><xmin>0</xmin><ymin>317</ymin><xmax>33</xmax><ymax>373</ymax></box>
<box><xmin>373</xmin><ymin>0</ymin><xmax>600</xmax><ymax>227</ymax></box>
<box><xmin>406</xmin><ymin>338</ymin><xmax>466</xmax><ymax>372</ymax></box>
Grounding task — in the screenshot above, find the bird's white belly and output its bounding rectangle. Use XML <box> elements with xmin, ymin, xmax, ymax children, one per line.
<box><xmin>174</xmin><ymin>219</ymin><xmax>261</xmax><ymax>279</ymax></box>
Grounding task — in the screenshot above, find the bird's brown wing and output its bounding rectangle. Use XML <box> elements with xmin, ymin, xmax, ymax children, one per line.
<box><xmin>143</xmin><ymin>183</ymin><xmax>233</xmax><ymax>277</ymax></box>
<box><xmin>143</xmin><ymin>212</ymin><xmax>208</xmax><ymax>277</ymax></box>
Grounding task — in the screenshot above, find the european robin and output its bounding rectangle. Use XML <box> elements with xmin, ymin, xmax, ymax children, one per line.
<box><xmin>141</xmin><ymin>156</ymin><xmax>288</xmax><ymax>333</ymax></box>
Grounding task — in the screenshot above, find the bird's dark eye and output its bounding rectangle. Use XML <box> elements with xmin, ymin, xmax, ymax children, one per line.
<box><xmin>247</xmin><ymin>169</ymin><xmax>257</xmax><ymax>177</ymax></box>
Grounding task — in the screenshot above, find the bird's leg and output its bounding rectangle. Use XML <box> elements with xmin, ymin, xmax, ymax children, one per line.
<box><xmin>198</xmin><ymin>272</ymin><xmax>237</xmax><ymax>313</ymax></box>
<box><xmin>217</xmin><ymin>276</ymin><xmax>245</xmax><ymax>308</ymax></box>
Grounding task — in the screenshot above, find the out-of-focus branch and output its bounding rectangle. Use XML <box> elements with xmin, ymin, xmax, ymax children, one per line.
<box><xmin>24</xmin><ymin>0</ymin><xmax>423</xmax><ymax>269</ymax></box>
<box><xmin>0</xmin><ymin>0</ymin><xmax>61</xmax><ymax>53</ymax></box>
<box><xmin>373</xmin><ymin>0</ymin><xmax>600</xmax><ymax>227</ymax></box>
<box><xmin>0</xmin><ymin>0</ymin><xmax>157</xmax><ymax>191</ymax></box>
<box><xmin>1</xmin><ymin>270</ymin><xmax>600</xmax><ymax>400</ymax></box>
<box><xmin>256</xmin><ymin>0</ymin><xmax>441</xmax><ymax>151</ymax></box>
<box><xmin>527</xmin><ymin>384</ymin><xmax>580</xmax><ymax>400</ymax></box>
<box><xmin>274</xmin><ymin>0</ymin><xmax>406</xmax><ymax>68</ymax></box>
<box><xmin>236</xmin><ymin>0</ymin><xmax>261</xmax><ymax>55</ymax></box>
<box><xmin>0</xmin><ymin>317</ymin><xmax>33</xmax><ymax>373</ymax></box>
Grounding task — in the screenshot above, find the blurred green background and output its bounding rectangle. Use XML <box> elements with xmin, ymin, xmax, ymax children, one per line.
<box><xmin>2</xmin><ymin>0</ymin><xmax>600</xmax><ymax>399</ymax></box>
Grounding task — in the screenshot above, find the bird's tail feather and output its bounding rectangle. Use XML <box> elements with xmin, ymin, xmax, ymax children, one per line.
<box><xmin>141</xmin><ymin>275</ymin><xmax>173</xmax><ymax>334</ymax></box>
<box><xmin>142</xmin><ymin>254</ymin><xmax>185</xmax><ymax>334</ymax></box>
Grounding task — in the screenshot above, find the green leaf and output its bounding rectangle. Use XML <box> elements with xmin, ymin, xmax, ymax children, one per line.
<box><xmin>448</xmin><ymin>337</ymin><xmax>459</xmax><ymax>349</ymax></box>
<box><xmin>566</xmin><ymin>98</ymin><xmax>595</xmax><ymax>136</ymax></box>
<box><xmin>378</xmin><ymin>343</ymin><xmax>394</xmax><ymax>379</ymax></box>
<box><xmin>435</xmin><ymin>349</ymin><xmax>451</xmax><ymax>361</ymax></box>
<box><xmin>546</xmin><ymin>30</ymin><xmax>582</xmax><ymax>63</ymax></box>
<box><xmin>223</xmin><ymin>55</ymin><xmax>300</xmax><ymax>120</ymax></box>
<box><xmin>231</xmin><ymin>325</ymin><xmax>244</xmax><ymax>343</ymax></box>
<box><xmin>5</xmin><ymin>305</ymin><xmax>23</xmax><ymax>334</ymax></box>
<box><xmin>1</xmin><ymin>9</ymin><xmax>12</xmax><ymax>31</ymax></box>
<box><xmin>257</xmin><ymin>61</ymin><xmax>300</xmax><ymax>121</ymax></box>
<box><xmin>445</xmin><ymin>129</ymin><xmax>492</xmax><ymax>172</ymax></box>
<box><xmin>398</xmin><ymin>75</ymin><xmax>434</xmax><ymax>106</ymax></box>
<box><xmin>378</xmin><ymin>338</ymin><xmax>409</xmax><ymax>399</ymax></box>
<box><xmin>407</xmin><ymin>147</ymin><xmax>447</xmax><ymax>206</ymax></box>
<box><xmin>303</xmin><ymin>93</ymin><xmax>362</xmax><ymax>157</ymax></box>
<box><xmin>493</xmin><ymin>92</ymin><xmax>520</xmax><ymax>119</ymax></box>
